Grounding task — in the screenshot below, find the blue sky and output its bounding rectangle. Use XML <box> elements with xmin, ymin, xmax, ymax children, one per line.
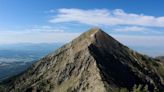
<box><xmin>0</xmin><ymin>0</ymin><xmax>164</xmax><ymax>56</ymax></box>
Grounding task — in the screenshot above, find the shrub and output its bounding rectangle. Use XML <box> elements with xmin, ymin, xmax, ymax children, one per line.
<box><xmin>0</xmin><ymin>85</ymin><xmax>4</xmax><ymax>92</ymax></box>
<box><xmin>132</xmin><ymin>84</ymin><xmax>149</xmax><ymax>92</ymax></box>
<box><xmin>119</xmin><ymin>88</ymin><xmax>129</xmax><ymax>92</ymax></box>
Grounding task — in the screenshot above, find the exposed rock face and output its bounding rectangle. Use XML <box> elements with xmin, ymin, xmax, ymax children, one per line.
<box><xmin>4</xmin><ymin>28</ymin><xmax>164</xmax><ymax>92</ymax></box>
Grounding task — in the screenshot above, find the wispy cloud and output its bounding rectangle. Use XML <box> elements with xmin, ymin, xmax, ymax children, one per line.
<box><xmin>113</xmin><ymin>26</ymin><xmax>149</xmax><ymax>32</ymax></box>
<box><xmin>0</xmin><ymin>26</ymin><xmax>80</xmax><ymax>44</ymax></box>
<box><xmin>24</xmin><ymin>25</ymin><xmax>64</xmax><ymax>33</ymax></box>
<box><xmin>49</xmin><ymin>8</ymin><xmax>164</xmax><ymax>27</ymax></box>
<box><xmin>113</xmin><ymin>35</ymin><xmax>164</xmax><ymax>47</ymax></box>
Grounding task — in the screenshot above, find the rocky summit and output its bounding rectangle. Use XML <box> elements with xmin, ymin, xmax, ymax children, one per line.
<box><xmin>2</xmin><ymin>28</ymin><xmax>164</xmax><ymax>92</ymax></box>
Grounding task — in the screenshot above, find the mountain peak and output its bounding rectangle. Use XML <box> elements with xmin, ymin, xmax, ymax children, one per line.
<box><xmin>72</xmin><ymin>27</ymin><xmax>118</xmax><ymax>46</ymax></box>
<box><xmin>4</xmin><ymin>28</ymin><xmax>164</xmax><ymax>92</ymax></box>
<box><xmin>82</xmin><ymin>27</ymin><xmax>122</xmax><ymax>49</ymax></box>
<box><xmin>87</xmin><ymin>27</ymin><xmax>103</xmax><ymax>34</ymax></box>
<box><xmin>73</xmin><ymin>27</ymin><xmax>103</xmax><ymax>41</ymax></box>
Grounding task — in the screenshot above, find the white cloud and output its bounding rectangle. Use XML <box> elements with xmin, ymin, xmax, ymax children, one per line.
<box><xmin>49</xmin><ymin>8</ymin><xmax>164</xmax><ymax>27</ymax></box>
<box><xmin>0</xmin><ymin>26</ymin><xmax>80</xmax><ymax>44</ymax></box>
<box><xmin>1</xmin><ymin>27</ymin><xmax>163</xmax><ymax>48</ymax></box>
<box><xmin>113</xmin><ymin>26</ymin><xmax>149</xmax><ymax>32</ymax></box>
<box><xmin>0</xmin><ymin>31</ymin><xmax>80</xmax><ymax>44</ymax></box>
<box><xmin>113</xmin><ymin>35</ymin><xmax>164</xmax><ymax>47</ymax></box>
<box><xmin>24</xmin><ymin>25</ymin><xmax>64</xmax><ymax>33</ymax></box>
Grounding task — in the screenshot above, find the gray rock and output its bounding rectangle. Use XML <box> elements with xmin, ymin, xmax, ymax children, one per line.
<box><xmin>3</xmin><ymin>28</ymin><xmax>164</xmax><ymax>92</ymax></box>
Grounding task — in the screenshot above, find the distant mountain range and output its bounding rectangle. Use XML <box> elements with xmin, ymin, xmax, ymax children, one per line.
<box><xmin>0</xmin><ymin>43</ymin><xmax>63</xmax><ymax>81</ymax></box>
<box><xmin>1</xmin><ymin>28</ymin><xmax>164</xmax><ymax>92</ymax></box>
<box><xmin>0</xmin><ymin>43</ymin><xmax>64</xmax><ymax>59</ymax></box>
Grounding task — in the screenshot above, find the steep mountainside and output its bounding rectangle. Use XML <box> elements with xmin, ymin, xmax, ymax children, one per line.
<box><xmin>2</xmin><ymin>28</ymin><xmax>164</xmax><ymax>92</ymax></box>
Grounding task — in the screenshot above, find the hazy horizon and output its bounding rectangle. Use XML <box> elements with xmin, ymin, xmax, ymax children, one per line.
<box><xmin>0</xmin><ymin>0</ymin><xmax>164</xmax><ymax>56</ymax></box>
<box><xmin>0</xmin><ymin>41</ymin><xmax>163</xmax><ymax>57</ymax></box>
